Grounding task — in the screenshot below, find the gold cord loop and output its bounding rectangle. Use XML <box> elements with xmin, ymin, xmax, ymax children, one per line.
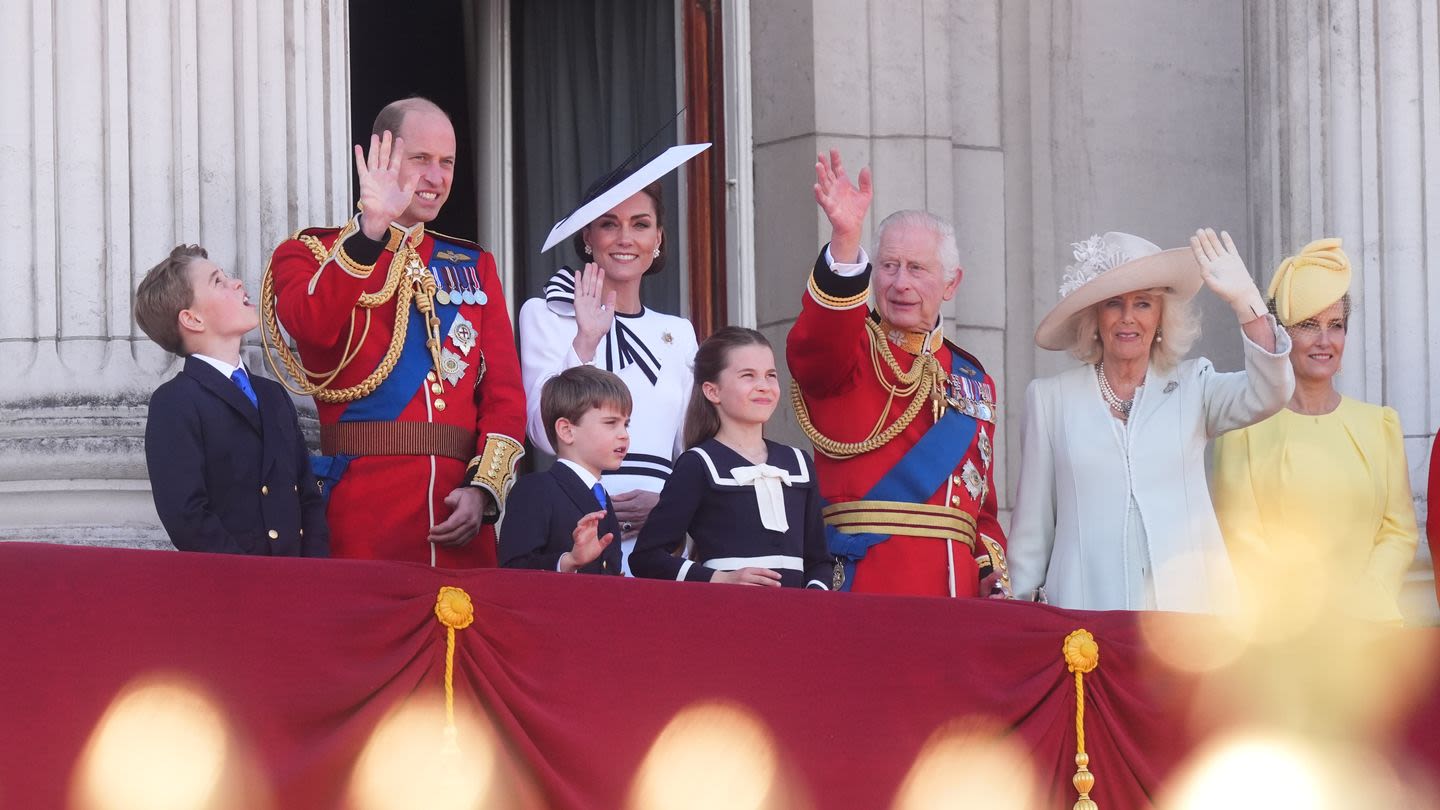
<box><xmin>791</xmin><ymin>319</ymin><xmax>945</xmax><ymax>459</ymax></box>
<box><xmin>260</xmin><ymin>226</ymin><xmax>426</xmax><ymax>403</ymax></box>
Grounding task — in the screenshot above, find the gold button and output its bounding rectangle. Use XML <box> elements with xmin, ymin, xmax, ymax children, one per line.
<box><xmin>950</xmin><ymin>496</ymin><xmax>961</xmax><ymax>506</ymax></box>
<box><xmin>268</xmin><ymin>530</ymin><xmax>279</xmax><ymax>540</ymax></box>
<box><xmin>431</xmin><ymin>383</ymin><xmax>444</xmax><ymax>394</ymax></box>
<box><xmin>427</xmin><ymin>372</ymin><xmax>437</xmax><ymax>382</ymax></box>
<box><xmin>434</xmin><ymin>399</ymin><xmax>446</xmax><ymax>411</ymax></box>
<box><xmin>951</xmin><ymin>476</ymin><xmax>961</xmax><ymax>485</ymax></box>
<box><xmin>261</xmin><ymin>485</ymin><xmax>269</xmax><ymax>495</ymax></box>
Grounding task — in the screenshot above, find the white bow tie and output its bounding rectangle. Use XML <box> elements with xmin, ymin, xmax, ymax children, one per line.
<box><xmin>729</xmin><ymin>464</ymin><xmax>792</xmax><ymax>533</ymax></box>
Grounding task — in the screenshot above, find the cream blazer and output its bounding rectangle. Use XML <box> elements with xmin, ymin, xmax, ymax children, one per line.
<box><xmin>1008</xmin><ymin>322</ymin><xmax>1294</xmax><ymax>613</ymax></box>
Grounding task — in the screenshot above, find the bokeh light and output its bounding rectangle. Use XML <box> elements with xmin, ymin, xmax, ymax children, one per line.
<box><xmin>628</xmin><ymin>701</ymin><xmax>779</xmax><ymax>810</ymax></box>
<box><xmin>1158</xmin><ymin>731</ymin><xmax>1428</xmax><ymax>810</ymax></box>
<box><xmin>891</xmin><ymin>717</ymin><xmax>1041</xmax><ymax>810</ymax></box>
<box><xmin>349</xmin><ymin>693</ymin><xmax>497</xmax><ymax>810</ymax></box>
<box><xmin>69</xmin><ymin>674</ymin><xmax>238</xmax><ymax>810</ymax></box>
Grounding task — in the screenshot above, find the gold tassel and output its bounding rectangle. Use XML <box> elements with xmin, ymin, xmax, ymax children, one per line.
<box><xmin>434</xmin><ymin>586</ymin><xmax>475</xmax><ymax>751</ymax></box>
<box><xmin>1063</xmin><ymin>629</ymin><xmax>1100</xmax><ymax>810</ymax></box>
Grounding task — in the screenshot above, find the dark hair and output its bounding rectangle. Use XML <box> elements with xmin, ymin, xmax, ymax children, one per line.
<box><xmin>541</xmin><ymin>365</ymin><xmax>633</xmax><ymax>450</ymax></box>
<box><xmin>683</xmin><ymin>327</ymin><xmax>773</xmax><ymax>448</ymax></box>
<box><xmin>371</xmin><ymin>96</ymin><xmax>450</xmax><ymax>139</ymax></box>
<box><xmin>135</xmin><ymin>244</ymin><xmax>209</xmax><ymax>356</ymax></box>
<box><xmin>571</xmin><ymin>180</ymin><xmax>667</xmax><ymax>276</ymax></box>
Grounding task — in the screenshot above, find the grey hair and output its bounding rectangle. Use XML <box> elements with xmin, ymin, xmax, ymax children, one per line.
<box><xmin>1069</xmin><ymin>292</ymin><xmax>1202</xmax><ymax>373</ymax></box>
<box><xmin>876</xmin><ymin>209</ymin><xmax>962</xmax><ymax>282</ymax></box>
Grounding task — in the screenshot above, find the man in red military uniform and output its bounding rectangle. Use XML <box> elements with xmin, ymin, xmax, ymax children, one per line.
<box><xmin>787</xmin><ymin>150</ymin><xmax>1008</xmax><ymax>597</ymax></box>
<box><xmin>262</xmin><ymin>97</ymin><xmax>525</xmax><ymax>567</ymax></box>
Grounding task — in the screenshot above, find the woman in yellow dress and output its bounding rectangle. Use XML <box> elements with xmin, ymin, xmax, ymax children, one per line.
<box><xmin>1212</xmin><ymin>238</ymin><xmax>1418</xmax><ymax>623</ymax></box>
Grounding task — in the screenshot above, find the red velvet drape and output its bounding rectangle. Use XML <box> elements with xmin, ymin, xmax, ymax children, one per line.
<box><xmin>1</xmin><ymin>543</ymin><xmax>1436</xmax><ymax>808</ymax></box>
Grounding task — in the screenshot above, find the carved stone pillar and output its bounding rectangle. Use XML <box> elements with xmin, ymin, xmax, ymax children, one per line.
<box><xmin>1244</xmin><ymin>0</ymin><xmax>1440</xmax><ymax>620</ymax></box>
<box><xmin>0</xmin><ymin>0</ymin><xmax>350</xmax><ymax>544</ymax></box>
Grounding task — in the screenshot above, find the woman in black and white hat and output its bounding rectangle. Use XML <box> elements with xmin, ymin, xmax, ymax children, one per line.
<box><xmin>518</xmin><ymin>146</ymin><xmax>707</xmax><ymax>574</ymax></box>
<box><xmin>1007</xmin><ymin>229</ymin><xmax>1294</xmax><ymax>612</ymax></box>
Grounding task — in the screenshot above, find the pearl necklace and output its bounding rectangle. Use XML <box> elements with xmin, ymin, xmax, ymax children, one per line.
<box><xmin>1095</xmin><ymin>362</ymin><xmax>1138</xmax><ymax>418</ymax></box>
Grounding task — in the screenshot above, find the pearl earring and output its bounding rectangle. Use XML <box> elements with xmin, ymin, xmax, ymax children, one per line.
<box><xmin>584</xmin><ymin>244</ymin><xmax>592</xmax><ymax>256</ymax></box>
<box><xmin>652</xmin><ymin>247</ymin><xmax>661</xmax><ymax>259</ymax></box>
<box><xmin>1155</xmin><ymin>328</ymin><xmax>1164</xmax><ymax>343</ymax></box>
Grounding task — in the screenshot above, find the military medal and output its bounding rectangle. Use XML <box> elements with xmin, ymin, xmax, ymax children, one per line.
<box><xmin>662</xmin><ymin>331</ymin><xmax>673</xmax><ymax>344</ymax></box>
<box><xmin>439</xmin><ymin>347</ymin><xmax>469</xmax><ymax>387</ymax></box>
<box><xmin>443</xmin><ymin>267</ymin><xmax>460</xmax><ymax>305</ymax></box>
<box><xmin>467</xmin><ymin>266</ymin><xmax>487</xmax><ymax>305</ymax></box>
<box><xmin>430</xmin><ymin>268</ymin><xmax>451</xmax><ymax>305</ymax></box>
<box><xmin>448</xmin><ymin>312</ymin><xmax>477</xmax><ymax>356</ymax></box>
<box><xmin>978</xmin><ymin>429</ymin><xmax>992</xmax><ymax>469</ymax></box>
<box><xmin>960</xmin><ymin>460</ymin><xmax>984</xmax><ymax>501</ymax></box>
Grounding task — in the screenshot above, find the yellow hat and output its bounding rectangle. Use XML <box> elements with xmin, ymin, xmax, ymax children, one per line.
<box><xmin>1266</xmin><ymin>237</ymin><xmax>1352</xmax><ymax>326</ymax></box>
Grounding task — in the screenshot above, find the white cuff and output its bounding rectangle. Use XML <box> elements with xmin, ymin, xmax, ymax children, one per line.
<box><xmin>824</xmin><ymin>245</ymin><xmax>870</xmax><ymax>278</ymax></box>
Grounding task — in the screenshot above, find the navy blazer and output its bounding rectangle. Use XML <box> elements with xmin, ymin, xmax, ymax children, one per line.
<box><xmin>499</xmin><ymin>463</ymin><xmax>623</xmax><ymax>575</ymax></box>
<box><xmin>144</xmin><ymin>356</ymin><xmax>329</xmax><ymax>556</ymax></box>
<box><xmin>631</xmin><ymin>438</ymin><xmax>834</xmax><ymax>588</ymax></box>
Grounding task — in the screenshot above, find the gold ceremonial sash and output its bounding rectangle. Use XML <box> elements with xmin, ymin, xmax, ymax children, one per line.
<box><xmin>822</xmin><ymin>499</ymin><xmax>976</xmax><ymax>550</ymax></box>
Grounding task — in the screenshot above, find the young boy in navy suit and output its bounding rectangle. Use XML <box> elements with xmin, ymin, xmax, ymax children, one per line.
<box><xmin>500</xmin><ymin>366</ymin><xmax>628</xmax><ymax>574</ymax></box>
<box><xmin>135</xmin><ymin>244</ymin><xmax>329</xmax><ymax>556</ymax></box>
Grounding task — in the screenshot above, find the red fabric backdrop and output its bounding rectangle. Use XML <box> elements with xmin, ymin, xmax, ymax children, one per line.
<box><xmin>1</xmin><ymin>543</ymin><xmax>1436</xmax><ymax>809</ymax></box>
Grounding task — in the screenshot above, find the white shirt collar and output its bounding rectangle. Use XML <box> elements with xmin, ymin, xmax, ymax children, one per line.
<box><xmin>191</xmin><ymin>353</ymin><xmax>245</xmax><ymax>379</ymax></box>
<box><xmin>555</xmin><ymin>458</ymin><xmax>601</xmax><ymax>490</ymax></box>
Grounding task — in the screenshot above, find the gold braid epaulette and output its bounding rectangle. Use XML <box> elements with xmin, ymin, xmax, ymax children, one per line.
<box><xmin>791</xmin><ymin>319</ymin><xmax>944</xmax><ymax>459</ymax></box>
<box><xmin>261</xmin><ymin>225</ymin><xmax>418</xmax><ymax>403</ymax></box>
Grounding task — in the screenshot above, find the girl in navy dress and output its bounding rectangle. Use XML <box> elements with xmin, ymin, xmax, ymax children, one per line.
<box><xmin>631</xmin><ymin>327</ymin><xmax>835</xmax><ymax>588</ymax></box>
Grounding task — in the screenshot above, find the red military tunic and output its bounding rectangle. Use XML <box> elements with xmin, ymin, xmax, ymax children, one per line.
<box><xmin>786</xmin><ymin>247</ymin><xmax>1007</xmax><ymax>597</ymax></box>
<box><xmin>264</xmin><ymin>217</ymin><xmax>526</xmax><ymax>567</ymax></box>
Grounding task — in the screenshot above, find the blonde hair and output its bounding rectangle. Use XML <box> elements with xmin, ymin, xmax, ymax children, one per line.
<box><xmin>1069</xmin><ymin>293</ymin><xmax>1201</xmax><ymax>372</ymax></box>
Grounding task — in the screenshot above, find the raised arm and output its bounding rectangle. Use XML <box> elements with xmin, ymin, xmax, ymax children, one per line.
<box><xmin>786</xmin><ymin>150</ymin><xmax>875</xmax><ymax>395</ymax></box>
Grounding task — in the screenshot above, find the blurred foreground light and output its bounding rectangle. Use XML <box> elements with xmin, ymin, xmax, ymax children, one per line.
<box><xmin>628</xmin><ymin>701</ymin><xmax>778</xmax><ymax>810</ymax></box>
<box><xmin>891</xmin><ymin>717</ymin><xmax>1041</xmax><ymax>810</ymax></box>
<box><xmin>70</xmin><ymin>675</ymin><xmax>232</xmax><ymax>810</ymax></box>
<box><xmin>1159</xmin><ymin>731</ymin><xmax>1419</xmax><ymax>810</ymax></box>
<box><xmin>349</xmin><ymin>693</ymin><xmax>496</xmax><ymax>810</ymax></box>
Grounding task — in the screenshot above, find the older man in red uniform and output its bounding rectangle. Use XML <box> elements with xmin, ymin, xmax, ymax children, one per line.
<box><xmin>787</xmin><ymin>150</ymin><xmax>1007</xmax><ymax>597</ymax></box>
<box><xmin>263</xmin><ymin>97</ymin><xmax>525</xmax><ymax>567</ymax></box>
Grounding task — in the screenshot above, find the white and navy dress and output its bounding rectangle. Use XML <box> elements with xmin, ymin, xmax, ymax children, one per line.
<box><xmin>630</xmin><ymin>438</ymin><xmax>835</xmax><ymax>589</ymax></box>
<box><xmin>518</xmin><ymin>267</ymin><xmax>699</xmax><ymax>570</ymax></box>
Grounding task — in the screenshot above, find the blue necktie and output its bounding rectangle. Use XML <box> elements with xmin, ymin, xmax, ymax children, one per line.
<box><xmin>230</xmin><ymin>367</ymin><xmax>259</xmax><ymax>410</ymax></box>
<box><xmin>591</xmin><ymin>482</ymin><xmax>607</xmax><ymax>510</ymax></box>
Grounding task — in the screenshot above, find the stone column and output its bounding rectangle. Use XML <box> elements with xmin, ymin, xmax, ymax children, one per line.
<box><xmin>1244</xmin><ymin>0</ymin><xmax>1440</xmax><ymax>621</ymax></box>
<box><xmin>748</xmin><ymin>0</ymin><xmax>1008</xmax><ymax>478</ymax></box>
<box><xmin>0</xmin><ymin>0</ymin><xmax>350</xmax><ymax>544</ymax></box>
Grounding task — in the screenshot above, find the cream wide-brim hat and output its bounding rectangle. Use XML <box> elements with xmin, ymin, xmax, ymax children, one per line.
<box><xmin>1034</xmin><ymin>232</ymin><xmax>1204</xmax><ymax>352</ymax></box>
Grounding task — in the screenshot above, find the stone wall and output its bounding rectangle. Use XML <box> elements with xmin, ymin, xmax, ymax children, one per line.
<box><xmin>0</xmin><ymin>0</ymin><xmax>349</xmax><ymax>544</ymax></box>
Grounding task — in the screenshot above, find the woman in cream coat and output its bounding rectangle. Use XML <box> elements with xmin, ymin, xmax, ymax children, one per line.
<box><xmin>1008</xmin><ymin>229</ymin><xmax>1294</xmax><ymax>613</ymax></box>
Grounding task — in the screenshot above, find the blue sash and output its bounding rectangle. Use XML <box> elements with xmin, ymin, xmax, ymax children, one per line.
<box><xmin>339</xmin><ymin>236</ymin><xmax>472</xmax><ymax>423</ymax></box>
<box><xmin>826</xmin><ymin>351</ymin><xmax>982</xmax><ymax>590</ymax></box>
<box><xmin>318</xmin><ymin>237</ymin><xmax>475</xmax><ymax>501</ymax></box>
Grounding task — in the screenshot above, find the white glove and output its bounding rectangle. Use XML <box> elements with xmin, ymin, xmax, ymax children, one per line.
<box><xmin>1190</xmin><ymin>228</ymin><xmax>1266</xmax><ymax>322</ymax></box>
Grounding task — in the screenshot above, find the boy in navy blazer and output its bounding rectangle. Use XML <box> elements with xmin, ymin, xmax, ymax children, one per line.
<box><xmin>135</xmin><ymin>244</ymin><xmax>329</xmax><ymax>556</ymax></box>
<box><xmin>500</xmin><ymin>366</ymin><xmax>627</xmax><ymax>574</ymax></box>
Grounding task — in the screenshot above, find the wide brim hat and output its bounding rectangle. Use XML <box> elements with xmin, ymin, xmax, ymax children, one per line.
<box><xmin>541</xmin><ymin>143</ymin><xmax>711</xmax><ymax>253</ymax></box>
<box><xmin>1034</xmin><ymin>232</ymin><xmax>1204</xmax><ymax>351</ymax></box>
